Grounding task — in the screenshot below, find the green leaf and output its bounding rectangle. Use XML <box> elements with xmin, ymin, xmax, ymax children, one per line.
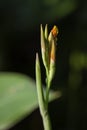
<box><xmin>0</xmin><ymin>72</ymin><xmax>38</xmax><ymax>130</ymax></box>
<box><xmin>0</xmin><ymin>72</ymin><xmax>61</xmax><ymax>130</ymax></box>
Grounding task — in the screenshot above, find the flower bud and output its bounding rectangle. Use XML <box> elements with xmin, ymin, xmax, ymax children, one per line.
<box><xmin>48</xmin><ymin>26</ymin><xmax>58</xmax><ymax>86</ymax></box>
<box><xmin>48</xmin><ymin>40</ymin><xmax>56</xmax><ymax>86</ymax></box>
<box><xmin>40</xmin><ymin>25</ymin><xmax>49</xmax><ymax>72</ymax></box>
<box><xmin>40</xmin><ymin>24</ymin><xmax>47</xmax><ymax>69</ymax></box>
<box><xmin>40</xmin><ymin>25</ymin><xmax>58</xmax><ymax>87</ymax></box>
<box><xmin>51</xmin><ymin>25</ymin><xmax>58</xmax><ymax>38</ymax></box>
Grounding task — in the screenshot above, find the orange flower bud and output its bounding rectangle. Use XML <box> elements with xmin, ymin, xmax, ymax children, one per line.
<box><xmin>50</xmin><ymin>40</ymin><xmax>56</xmax><ymax>63</ymax></box>
<box><xmin>50</xmin><ymin>26</ymin><xmax>58</xmax><ymax>63</ymax></box>
<box><xmin>51</xmin><ymin>25</ymin><xmax>58</xmax><ymax>38</ymax></box>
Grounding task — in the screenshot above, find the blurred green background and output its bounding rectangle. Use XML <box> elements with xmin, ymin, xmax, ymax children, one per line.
<box><xmin>0</xmin><ymin>0</ymin><xmax>87</xmax><ymax>130</ymax></box>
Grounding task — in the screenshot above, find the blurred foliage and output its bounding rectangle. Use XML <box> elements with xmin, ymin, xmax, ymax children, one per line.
<box><xmin>67</xmin><ymin>51</ymin><xmax>87</xmax><ymax>130</ymax></box>
<box><xmin>0</xmin><ymin>72</ymin><xmax>60</xmax><ymax>130</ymax></box>
<box><xmin>0</xmin><ymin>72</ymin><xmax>38</xmax><ymax>130</ymax></box>
<box><xmin>70</xmin><ymin>51</ymin><xmax>87</xmax><ymax>71</ymax></box>
<box><xmin>0</xmin><ymin>0</ymin><xmax>87</xmax><ymax>129</ymax></box>
<box><xmin>0</xmin><ymin>0</ymin><xmax>77</xmax><ymax>30</ymax></box>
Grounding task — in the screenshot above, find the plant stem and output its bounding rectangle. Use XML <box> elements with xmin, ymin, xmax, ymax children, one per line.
<box><xmin>42</xmin><ymin>110</ymin><xmax>52</xmax><ymax>130</ymax></box>
<box><xmin>43</xmin><ymin>70</ymin><xmax>52</xmax><ymax>130</ymax></box>
<box><xmin>45</xmin><ymin>70</ymin><xmax>51</xmax><ymax>109</ymax></box>
<box><xmin>36</xmin><ymin>53</ymin><xmax>52</xmax><ymax>130</ymax></box>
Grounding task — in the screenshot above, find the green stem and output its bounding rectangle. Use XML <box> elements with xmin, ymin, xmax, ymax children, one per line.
<box><xmin>45</xmin><ymin>83</ymin><xmax>50</xmax><ymax>109</ymax></box>
<box><xmin>36</xmin><ymin>53</ymin><xmax>52</xmax><ymax>130</ymax></box>
<box><xmin>42</xmin><ymin>110</ymin><xmax>52</xmax><ymax>130</ymax></box>
<box><xmin>45</xmin><ymin>70</ymin><xmax>51</xmax><ymax>109</ymax></box>
<box><xmin>44</xmin><ymin>68</ymin><xmax>52</xmax><ymax>130</ymax></box>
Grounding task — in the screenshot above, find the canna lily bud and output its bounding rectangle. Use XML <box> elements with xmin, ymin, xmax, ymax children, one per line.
<box><xmin>40</xmin><ymin>24</ymin><xmax>49</xmax><ymax>71</ymax></box>
<box><xmin>40</xmin><ymin>24</ymin><xmax>47</xmax><ymax>69</ymax></box>
<box><xmin>51</xmin><ymin>25</ymin><xmax>58</xmax><ymax>38</ymax></box>
<box><xmin>41</xmin><ymin>24</ymin><xmax>45</xmax><ymax>53</ymax></box>
<box><xmin>48</xmin><ymin>40</ymin><xmax>56</xmax><ymax>87</ymax></box>
<box><xmin>48</xmin><ymin>26</ymin><xmax>58</xmax><ymax>86</ymax></box>
<box><xmin>50</xmin><ymin>40</ymin><xmax>56</xmax><ymax>64</ymax></box>
<box><xmin>40</xmin><ymin>24</ymin><xmax>58</xmax><ymax>86</ymax></box>
<box><xmin>50</xmin><ymin>25</ymin><xmax>58</xmax><ymax>63</ymax></box>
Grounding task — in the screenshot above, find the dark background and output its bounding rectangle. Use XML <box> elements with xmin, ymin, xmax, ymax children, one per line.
<box><xmin>0</xmin><ymin>0</ymin><xmax>87</xmax><ymax>130</ymax></box>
